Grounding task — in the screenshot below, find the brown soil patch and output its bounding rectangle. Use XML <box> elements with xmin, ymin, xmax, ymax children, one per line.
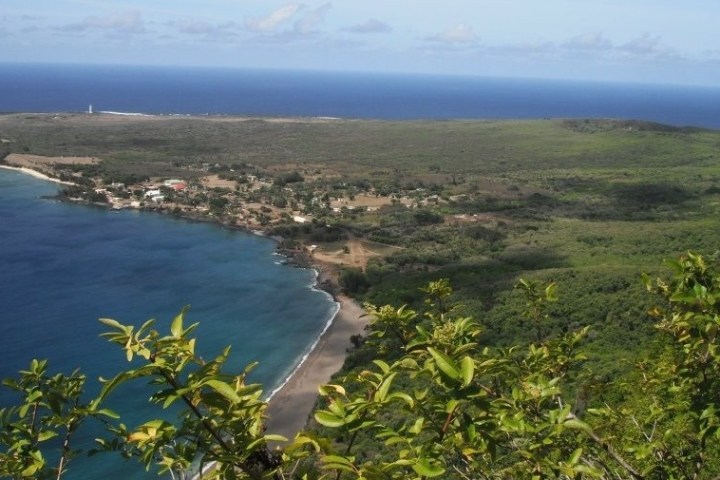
<box><xmin>311</xmin><ymin>237</ymin><xmax>395</xmax><ymax>269</ymax></box>
<box><xmin>200</xmin><ymin>174</ymin><xmax>237</xmax><ymax>189</ymax></box>
<box><xmin>330</xmin><ymin>194</ymin><xmax>414</xmax><ymax>209</ymax></box>
<box><xmin>6</xmin><ymin>153</ymin><xmax>99</xmax><ymax>167</ymax></box>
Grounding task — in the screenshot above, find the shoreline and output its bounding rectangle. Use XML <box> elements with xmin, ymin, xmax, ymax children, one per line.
<box><xmin>0</xmin><ymin>164</ymin><xmax>76</xmax><ymax>186</ymax></box>
<box><xmin>3</xmin><ymin>163</ymin><xmax>368</xmax><ymax>442</ymax></box>
<box><xmin>264</xmin><ymin>292</ymin><xmax>367</xmax><ymax>440</ymax></box>
<box><xmin>264</xmin><ymin>269</ymin><xmax>340</xmax><ymax>403</ymax></box>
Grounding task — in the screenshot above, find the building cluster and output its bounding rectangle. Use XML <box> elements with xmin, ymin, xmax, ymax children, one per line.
<box><xmin>71</xmin><ymin>167</ymin><xmax>443</xmax><ymax>231</ymax></box>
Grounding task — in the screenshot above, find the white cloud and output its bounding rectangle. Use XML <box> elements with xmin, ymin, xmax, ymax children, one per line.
<box><xmin>344</xmin><ymin>19</ymin><xmax>392</xmax><ymax>34</ymax></box>
<box><xmin>482</xmin><ymin>41</ymin><xmax>558</xmax><ymax>59</ymax></box>
<box><xmin>57</xmin><ymin>11</ymin><xmax>147</xmax><ymax>34</ymax></box>
<box><xmin>619</xmin><ymin>33</ymin><xmax>663</xmax><ymax>57</ymax></box>
<box><xmin>427</xmin><ymin>24</ymin><xmax>477</xmax><ymax>44</ymax></box>
<box><xmin>293</xmin><ymin>3</ymin><xmax>331</xmax><ymax>36</ymax></box>
<box><xmin>245</xmin><ymin>4</ymin><xmax>302</xmax><ymax>33</ymax></box>
<box><xmin>174</xmin><ymin>20</ymin><xmax>239</xmax><ymax>38</ymax></box>
<box><xmin>481</xmin><ymin>32</ymin><xmax>677</xmax><ymax>63</ymax></box>
<box><xmin>563</xmin><ymin>33</ymin><xmax>613</xmax><ymax>51</ymax></box>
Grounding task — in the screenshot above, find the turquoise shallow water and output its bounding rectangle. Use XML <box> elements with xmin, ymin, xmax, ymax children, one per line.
<box><xmin>0</xmin><ymin>169</ymin><xmax>337</xmax><ymax>478</ymax></box>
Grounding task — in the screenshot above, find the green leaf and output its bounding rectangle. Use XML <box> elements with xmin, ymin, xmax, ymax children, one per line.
<box><xmin>245</xmin><ymin>434</ymin><xmax>288</xmax><ymax>451</ymax></box>
<box><xmin>373</xmin><ymin>359</ymin><xmax>391</xmax><ymax>374</ymax></box>
<box><xmin>409</xmin><ymin>417</ymin><xmax>425</xmax><ymax>434</ymax></box>
<box><xmin>162</xmin><ymin>394</ymin><xmax>179</xmax><ymax>409</ymax></box>
<box><xmin>411</xmin><ymin>458</ymin><xmax>445</xmax><ymax>478</ymax></box>
<box><xmin>328</xmin><ymin>399</ymin><xmax>346</xmax><ymax>417</ymax></box>
<box><xmin>374</xmin><ymin>372</ymin><xmax>397</xmax><ymax>403</ymax></box>
<box><xmin>27</xmin><ymin>390</ymin><xmax>42</xmax><ymax>402</ymax></box>
<box><xmin>387</xmin><ymin>391</ymin><xmax>414</xmax><ymax>408</ymax></box>
<box><xmin>569</xmin><ymin>447</ymin><xmax>583</xmax><ymax>465</ymax></box>
<box><xmin>322</xmin><ymin>455</ymin><xmax>355</xmax><ymax>472</ymax></box>
<box><xmin>93</xmin><ymin>368</ymin><xmax>153</xmax><ymax>407</ymax></box>
<box><xmin>460</xmin><ymin>356</ymin><xmax>474</xmax><ymax>387</ymax></box>
<box><xmin>37</xmin><ymin>430</ymin><xmax>58</xmax><ymax>442</ymax></box>
<box><xmin>288</xmin><ymin>435</ymin><xmax>321</xmax><ymax>453</ymax></box>
<box><xmin>96</xmin><ymin>408</ymin><xmax>120</xmax><ymax>419</ymax></box>
<box><xmin>564</xmin><ymin>418</ymin><xmax>593</xmax><ymax>435</ymax></box>
<box><xmin>98</xmin><ymin>317</ymin><xmax>124</xmax><ymax>330</ymax></box>
<box><xmin>427</xmin><ymin>347</ymin><xmax>460</xmax><ymax>380</ymax></box>
<box><xmin>314</xmin><ymin>410</ymin><xmax>346</xmax><ymax>428</ymax></box>
<box><xmin>204</xmin><ymin>379</ymin><xmax>242</xmax><ymax>403</ymax></box>
<box><xmin>545</xmin><ymin>282</ymin><xmax>558</xmax><ymax>302</ymax></box>
<box><xmin>21</xmin><ymin>463</ymin><xmax>40</xmax><ymax>477</ymax></box>
<box><xmin>318</xmin><ymin>384</ymin><xmax>346</xmax><ymax>396</ymax></box>
<box><xmin>170</xmin><ymin>309</ymin><xmax>185</xmax><ymax>338</ymax></box>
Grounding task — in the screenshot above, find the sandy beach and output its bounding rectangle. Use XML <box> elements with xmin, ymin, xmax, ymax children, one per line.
<box><xmin>265</xmin><ymin>293</ymin><xmax>367</xmax><ymax>440</ymax></box>
<box><xmin>0</xmin><ymin>164</ymin><xmax>77</xmax><ymax>186</ymax></box>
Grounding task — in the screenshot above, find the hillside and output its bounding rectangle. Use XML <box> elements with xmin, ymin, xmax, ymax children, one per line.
<box><xmin>2</xmin><ymin>114</ymin><xmax>720</xmax><ymax>374</ymax></box>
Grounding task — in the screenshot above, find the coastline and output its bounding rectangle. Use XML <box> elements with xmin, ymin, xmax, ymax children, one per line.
<box><xmin>0</xmin><ymin>164</ymin><xmax>76</xmax><ymax>186</ymax></box>
<box><xmin>3</xmin><ymin>163</ymin><xmax>368</xmax><ymax>442</ymax></box>
<box><xmin>264</xmin><ymin>269</ymin><xmax>340</xmax><ymax>403</ymax></box>
<box><xmin>264</xmin><ymin>292</ymin><xmax>367</xmax><ymax>440</ymax></box>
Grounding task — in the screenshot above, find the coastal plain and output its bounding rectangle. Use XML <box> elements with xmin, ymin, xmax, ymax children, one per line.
<box><xmin>2</xmin><ymin>113</ymin><xmax>720</xmax><ymax>436</ymax></box>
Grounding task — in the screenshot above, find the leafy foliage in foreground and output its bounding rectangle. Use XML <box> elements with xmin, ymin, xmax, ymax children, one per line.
<box><xmin>2</xmin><ymin>253</ymin><xmax>720</xmax><ymax>479</ymax></box>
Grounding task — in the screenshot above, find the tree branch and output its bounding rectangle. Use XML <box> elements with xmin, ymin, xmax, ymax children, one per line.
<box><xmin>568</xmin><ymin>413</ymin><xmax>645</xmax><ymax>480</ymax></box>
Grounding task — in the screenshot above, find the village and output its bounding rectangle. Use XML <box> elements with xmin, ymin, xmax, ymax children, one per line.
<box><xmin>2</xmin><ymin>152</ymin><xmax>502</xmax><ymax>276</ymax></box>
<box><xmin>81</xmin><ymin>165</ymin><xmax>438</xmax><ymax>230</ymax></box>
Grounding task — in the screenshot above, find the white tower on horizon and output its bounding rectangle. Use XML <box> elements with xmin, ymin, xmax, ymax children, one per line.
<box><xmin>88</xmin><ymin>104</ymin><xmax>93</xmax><ymax>114</ymax></box>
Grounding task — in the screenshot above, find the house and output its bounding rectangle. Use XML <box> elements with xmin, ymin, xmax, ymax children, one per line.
<box><xmin>293</xmin><ymin>215</ymin><xmax>309</xmax><ymax>224</ymax></box>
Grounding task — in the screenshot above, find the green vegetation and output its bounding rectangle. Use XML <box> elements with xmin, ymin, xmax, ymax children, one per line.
<box><xmin>2</xmin><ymin>114</ymin><xmax>720</xmax><ymax>477</ymax></box>
<box><xmin>3</xmin><ymin>113</ymin><xmax>720</xmax><ymax>382</ymax></box>
<box><xmin>2</xmin><ymin>254</ymin><xmax>720</xmax><ymax>478</ymax></box>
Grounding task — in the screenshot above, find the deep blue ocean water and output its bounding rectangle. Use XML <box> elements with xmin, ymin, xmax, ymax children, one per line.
<box><xmin>0</xmin><ymin>63</ymin><xmax>718</xmax><ymax>128</ymax></box>
<box><xmin>0</xmin><ymin>169</ymin><xmax>337</xmax><ymax>478</ymax></box>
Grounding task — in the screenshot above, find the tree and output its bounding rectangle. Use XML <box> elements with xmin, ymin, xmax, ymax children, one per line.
<box><xmin>338</xmin><ymin>268</ymin><xmax>369</xmax><ymax>295</ymax></box>
<box><xmin>0</xmin><ymin>360</ymin><xmax>117</xmax><ymax>479</ymax></box>
<box><xmin>2</xmin><ymin>253</ymin><xmax>720</xmax><ymax>478</ymax></box>
<box><xmin>312</xmin><ymin>253</ymin><xmax>720</xmax><ymax>479</ymax></box>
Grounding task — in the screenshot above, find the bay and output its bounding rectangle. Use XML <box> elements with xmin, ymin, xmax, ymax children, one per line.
<box><xmin>0</xmin><ymin>169</ymin><xmax>337</xmax><ymax>478</ymax></box>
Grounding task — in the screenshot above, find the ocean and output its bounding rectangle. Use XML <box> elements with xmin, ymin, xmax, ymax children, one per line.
<box><xmin>0</xmin><ymin>169</ymin><xmax>337</xmax><ymax>478</ymax></box>
<box><xmin>0</xmin><ymin>63</ymin><xmax>719</xmax><ymax>129</ymax></box>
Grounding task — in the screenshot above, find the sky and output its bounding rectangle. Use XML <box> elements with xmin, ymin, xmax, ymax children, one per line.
<box><xmin>3</xmin><ymin>1</ymin><xmax>720</xmax><ymax>86</ymax></box>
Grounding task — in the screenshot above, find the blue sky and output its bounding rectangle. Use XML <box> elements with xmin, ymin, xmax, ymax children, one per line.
<box><xmin>3</xmin><ymin>1</ymin><xmax>720</xmax><ymax>86</ymax></box>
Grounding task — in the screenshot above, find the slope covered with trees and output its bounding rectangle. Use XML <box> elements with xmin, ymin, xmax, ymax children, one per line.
<box><xmin>3</xmin><ymin>116</ymin><xmax>720</xmax><ymax>477</ymax></box>
<box><xmin>2</xmin><ymin>252</ymin><xmax>719</xmax><ymax>479</ymax></box>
